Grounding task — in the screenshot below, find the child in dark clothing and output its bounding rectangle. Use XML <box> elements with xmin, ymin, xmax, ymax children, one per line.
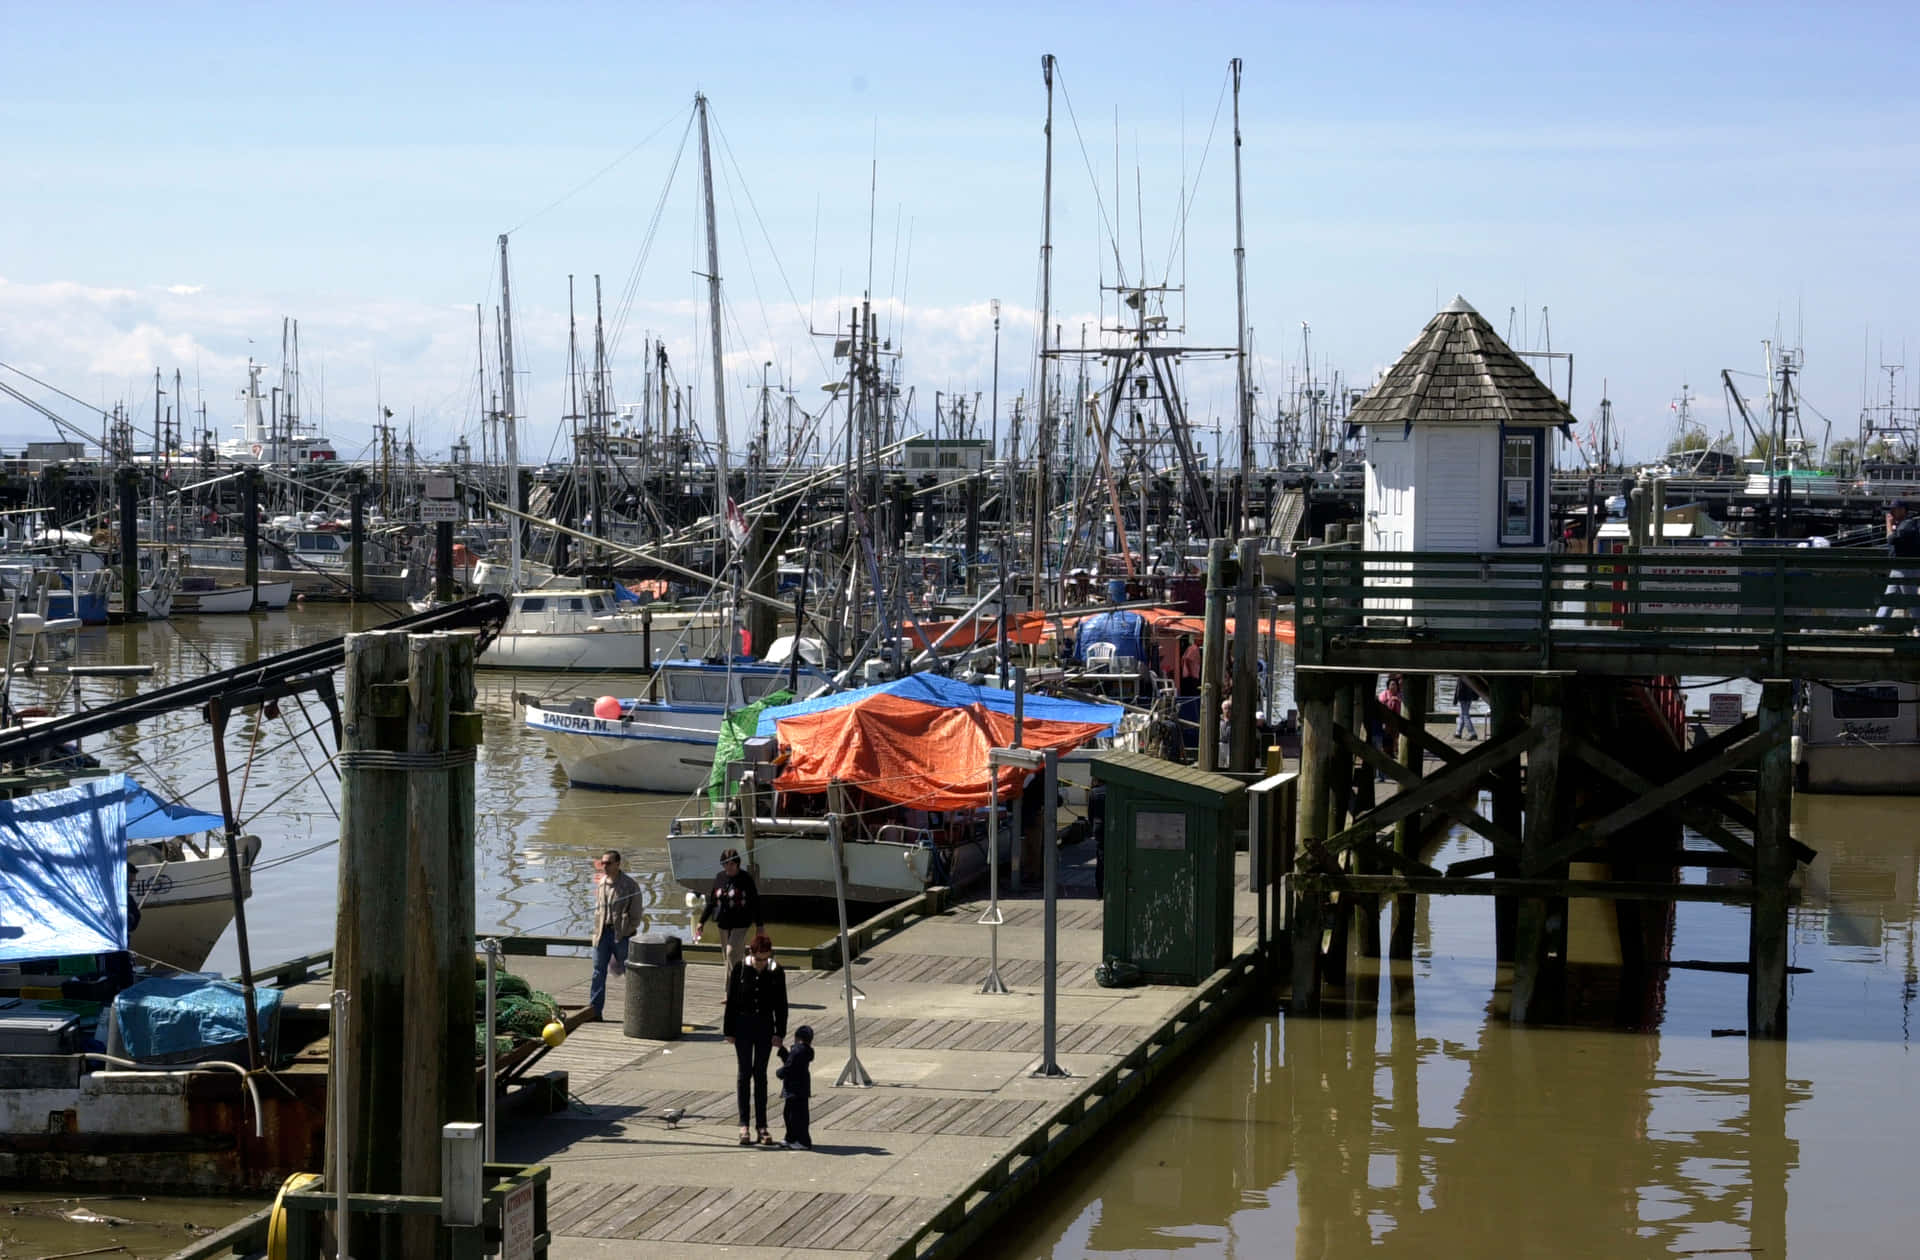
<box><xmin>775</xmin><ymin>1024</ymin><xmax>814</xmax><ymax>1150</ymax></box>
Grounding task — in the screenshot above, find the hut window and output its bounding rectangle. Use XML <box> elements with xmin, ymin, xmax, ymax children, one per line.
<box><xmin>1501</xmin><ymin>433</ymin><xmax>1536</xmax><ymax>543</ymax></box>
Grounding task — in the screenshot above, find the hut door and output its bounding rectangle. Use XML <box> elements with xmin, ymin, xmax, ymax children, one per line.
<box><xmin>1126</xmin><ymin>805</ymin><xmax>1196</xmax><ymax>977</ymax></box>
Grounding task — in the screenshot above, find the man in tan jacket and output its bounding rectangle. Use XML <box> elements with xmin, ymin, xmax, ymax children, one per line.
<box><xmin>588</xmin><ymin>850</ymin><xmax>643</xmax><ymax>1019</ymax></box>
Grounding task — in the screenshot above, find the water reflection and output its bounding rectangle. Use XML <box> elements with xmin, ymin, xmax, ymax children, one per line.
<box><xmin>993</xmin><ymin>788</ymin><xmax>1920</xmax><ymax>1257</ymax></box>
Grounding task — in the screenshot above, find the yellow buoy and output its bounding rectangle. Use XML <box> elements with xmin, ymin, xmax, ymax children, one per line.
<box><xmin>267</xmin><ymin>1171</ymin><xmax>323</xmax><ymax>1260</ymax></box>
<box><xmin>541</xmin><ymin>1021</ymin><xmax>567</xmax><ymax>1047</ymax></box>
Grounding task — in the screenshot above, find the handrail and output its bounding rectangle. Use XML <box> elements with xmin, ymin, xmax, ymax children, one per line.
<box><xmin>1296</xmin><ymin>548</ymin><xmax>1920</xmax><ymax>672</ymax></box>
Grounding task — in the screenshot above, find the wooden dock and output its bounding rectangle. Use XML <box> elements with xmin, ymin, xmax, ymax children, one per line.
<box><xmin>486</xmin><ymin>863</ymin><xmax>1264</xmax><ymax>1259</ymax></box>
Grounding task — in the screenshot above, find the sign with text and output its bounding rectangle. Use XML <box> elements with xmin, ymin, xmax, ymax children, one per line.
<box><xmin>421</xmin><ymin>499</ymin><xmax>460</xmax><ymax>523</ymax></box>
<box><xmin>501</xmin><ymin>1181</ymin><xmax>536</xmax><ymax>1260</ymax></box>
<box><xmin>424</xmin><ymin>475</ymin><xmax>456</xmax><ymax>500</ymax></box>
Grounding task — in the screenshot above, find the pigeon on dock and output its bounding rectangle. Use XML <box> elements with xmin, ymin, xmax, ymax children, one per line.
<box><xmin>660</xmin><ymin>1107</ymin><xmax>686</xmax><ymax>1129</ymax></box>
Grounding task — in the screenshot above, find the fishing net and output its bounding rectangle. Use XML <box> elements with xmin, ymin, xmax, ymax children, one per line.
<box><xmin>472</xmin><ymin>961</ymin><xmax>561</xmax><ymax>1060</ymax></box>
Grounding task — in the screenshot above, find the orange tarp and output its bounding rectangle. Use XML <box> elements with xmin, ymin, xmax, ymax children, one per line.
<box><xmin>772</xmin><ymin>692</ymin><xmax>1109</xmax><ymax>810</ymax></box>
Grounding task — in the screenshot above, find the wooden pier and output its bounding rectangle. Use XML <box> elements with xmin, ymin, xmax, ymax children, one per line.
<box><xmin>474</xmin><ymin>864</ymin><xmax>1266</xmax><ymax>1259</ymax></box>
<box><xmin>1288</xmin><ymin>545</ymin><xmax>1920</xmax><ymax>1038</ymax></box>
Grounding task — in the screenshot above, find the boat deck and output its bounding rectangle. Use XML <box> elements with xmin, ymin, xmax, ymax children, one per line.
<box><xmin>489</xmin><ymin>846</ymin><xmax>1264</xmax><ymax>1259</ymax></box>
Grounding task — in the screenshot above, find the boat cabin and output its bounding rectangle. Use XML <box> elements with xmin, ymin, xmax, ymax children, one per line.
<box><xmin>504</xmin><ymin>588</ymin><xmax>622</xmax><ymax>631</ymax></box>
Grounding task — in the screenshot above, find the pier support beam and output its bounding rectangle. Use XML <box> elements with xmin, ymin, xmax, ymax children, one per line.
<box><xmin>1488</xmin><ymin>678</ymin><xmax>1525</xmax><ymax>963</ymax></box>
<box><xmin>1511</xmin><ymin>675</ymin><xmax>1566</xmax><ymax>1025</ymax></box>
<box><xmin>241</xmin><ymin>467</ymin><xmax>261</xmax><ymax>602</ymax></box>
<box><xmin>1389</xmin><ymin>673</ymin><xmax>1430</xmax><ymax>960</ymax></box>
<box><xmin>348</xmin><ymin>473</ymin><xmax>366</xmax><ymax>602</ymax></box>
<box><xmin>1291</xmin><ymin>671</ymin><xmax>1336</xmax><ymax>1013</ymax></box>
<box><xmin>1748</xmin><ymin>679</ymin><xmax>1793</xmax><ymax>1039</ymax></box>
<box><xmin>117</xmin><ymin>466</ymin><xmax>140</xmax><ymax>620</ymax></box>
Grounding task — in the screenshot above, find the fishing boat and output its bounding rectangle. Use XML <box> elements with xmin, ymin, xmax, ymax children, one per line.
<box><xmin>174</xmin><ymin>576</ymin><xmax>294</xmax><ymax>613</ymax></box>
<box><xmin>525</xmin><ymin>658</ymin><xmax>830</xmax><ymax>794</ymax></box>
<box><xmin>1795</xmin><ymin>680</ymin><xmax>1920</xmax><ymax>794</ymax></box>
<box><xmin>667</xmin><ymin>674</ymin><xmax>1122</xmax><ymax>906</ymax></box>
<box><xmin>121</xmin><ymin>782</ymin><xmax>261</xmax><ymax>971</ymax></box>
<box><xmin>480</xmin><ymin>588</ymin><xmax>736</xmax><ymax>671</ymax></box>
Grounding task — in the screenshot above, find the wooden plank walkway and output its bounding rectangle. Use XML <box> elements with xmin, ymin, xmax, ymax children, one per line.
<box><xmin>491</xmin><ymin>855</ymin><xmax>1266</xmax><ymax>1259</ymax></box>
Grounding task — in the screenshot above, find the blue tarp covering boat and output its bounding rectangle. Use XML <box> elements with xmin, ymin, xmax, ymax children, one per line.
<box><xmin>110</xmin><ymin>976</ymin><xmax>281</xmax><ymax>1063</ymax></box>
<box><xmin>0</xmin><ymin>775</ymin><xmax>129</xmax><ymax>961</ymax></box>
<box><xmin>755</xmin><ymin>672</ymin><xmax>1123</xmax><ymax>738</ymax></box>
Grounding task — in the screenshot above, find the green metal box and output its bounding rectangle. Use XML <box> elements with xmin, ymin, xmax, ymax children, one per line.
<box><xmin>1093</xmin><ymin>751</ymin><xmax>1245</xmax><ymax>986</ymax></box>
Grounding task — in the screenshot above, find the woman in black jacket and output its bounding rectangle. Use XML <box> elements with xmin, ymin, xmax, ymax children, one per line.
<box><xmin>723</xmin><ymin>934</ymin><xmax>788</xmax><ymax>1145</ymax></box>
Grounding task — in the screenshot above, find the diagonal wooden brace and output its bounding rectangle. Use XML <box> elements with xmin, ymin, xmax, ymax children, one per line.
<box><xmin>1324</xmin><ymin>724</ymin><xmax>1531</xmax><ymax>858</ymax></box>
<box><xmin>1333</xmin><ymin>724</ymin><xmax>1512</xmax><ymax>862</ymax></box>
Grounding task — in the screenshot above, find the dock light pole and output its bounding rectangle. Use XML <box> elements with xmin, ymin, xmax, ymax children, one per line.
<box><xmin>980</xmin><ymin>749</ymin><xmax>1010</xmax><ymax>994</ymax></box>
<box><xmin>987</xmin><ymin>746</ymin><xmax>1069</xmax><ymax>1076</ymax></box>
<box><xmin>827</xmin><ymin>814</ymin><xmax>874</xmax><ymax>1087</ymax></box>
<box><xmin>330</xmin><ymin>988</ymin><xmax>352</xmax><ymax>1260</ymax></box>
<box><xmin>482</xmin><ymin>938</ymin><xmax>500</xmax><ymax>1162</ymax></box>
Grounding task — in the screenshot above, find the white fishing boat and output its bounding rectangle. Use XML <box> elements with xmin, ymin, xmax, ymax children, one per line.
<box><xmin>128</xmin><ymin>831</ymin><xmax>261</xmax><ymax>971</ymax></box>
<box><xmin>174</xmin><ymin>578</ymin><xmax>293</xmax><ymax>614</ymax></box>
<box><xmin>525</xmin><ymin>659</ymin><xmax>829</xmax><ymax>794</ymax></box>
<box><xmin>1795</xmin><ymin>680</ymin><xmax>1920</xmax><ymax>795</ymax></box>
<box><xmin>480</xmin><ymin>588</ymin><xmax>735</xmax><ymax>671</ymax></box>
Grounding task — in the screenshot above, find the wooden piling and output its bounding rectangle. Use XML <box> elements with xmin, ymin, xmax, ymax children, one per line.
<box><xmin>1230</xmin><ymin>537</ymin><xmax>1260</xmax><ymax>772</ymax></box>
<box><xmin>401</xmin><ymin>632</ymin><xmax>480</xmax><ymax>1257</ymax></box>
<box><xmin>348</xmin><ymin>473</ymin><xmax>366</xmax><ymax>602</ymax></box>
<box><xmin>1389</xmin><ymin>673</ymin><xmax>1430</xmax><ymax>960</ymax></box>
<box><xmin>1511</xmin><ymin>675</ymin><xmax>1566</xmax><ymax>1024</ymax></box>
<box><xmin>1290</xmin><ymin>671</ymin><xmax>1337</xmax><ymax>1013</ymax></box>
<box><xmin>241</xmin><ymin>467</ymin><xmax>261</xmax><ymax>598</ymax></box>
<box><xmin>330</xmin><ymin>630</ymin><xmax>411</xmax><ymax>1252</ymax></box>
<box><xmin>1749</xmin><ymin>679</ymin><xmax>1793</xmax><ymax>1038</ymax></box>
<box><xmin>1199</xmin><ymin>537</ymin><xmax>1230</xmax><ymax>771</ymax></box>
<box><xmin>434</xmin><ymin>520</ymin><xmax>455</xmax><ymax>604</ymax></box>
<box><xmin>1353</xmin><ymin>675</ymin><xmax>1383</xmax><ymax>960</ymax></box>
<box><xmin>117</xmin><ymin>466</ymin><xmax>140</xmax><ymax>620</ymax></box>
<box><xmin>1488</xmin><ymin>678</ymin><xmax>1525</xmax><ymax>963</ymax></box>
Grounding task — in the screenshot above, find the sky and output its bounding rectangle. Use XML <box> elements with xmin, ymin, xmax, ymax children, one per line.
<box><xmin>4</xmin><ymin>1</ymin><xmax>1919</xmax><ymax>469</ymax></box>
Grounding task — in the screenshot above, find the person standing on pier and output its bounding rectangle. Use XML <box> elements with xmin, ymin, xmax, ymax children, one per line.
<box><xmin>1453</xmin><ymin>675</ymin><xmax>1479</xmax><ymax>741</ymax></box>
<box><xmin>587</xmin><ymin>850</ymin><xmax>642</xmax><ymax>1021</ymax></box>
<box><xmin>1871</xmin><ymin>500</ymin><xmax>1920</xmax><ymax>629</ymax></box>
<box><xmin>1177</xmin><ymin>635</ymin><xmax>1202</xmax><ymax>697</ymax></box>
<box><xmin>775</xmin><ymin>1024</ymin><xmax>815</xmax><ymax>1149</ymax></box>
<box><xmin>693</xmin><ymin>848</ymin><xmax>764</xmax><ymax>974</ymax></box>
<box><xmin>724</xmin><ymin>934</ymin><xmax>788</xmax><ymax>1146</ymax></box>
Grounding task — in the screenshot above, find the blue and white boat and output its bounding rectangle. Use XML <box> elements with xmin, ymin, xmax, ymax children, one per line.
<box><xmin>524</xmin><ymin>659</ymin><xmax>832</xmax><ymax>794</ymax></box>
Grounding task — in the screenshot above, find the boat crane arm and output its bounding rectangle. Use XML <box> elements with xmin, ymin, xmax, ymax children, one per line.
<box><xmin>0</xmin><ymin>594</ymin><xmax>508</xmax><ymax>767</ymax></box>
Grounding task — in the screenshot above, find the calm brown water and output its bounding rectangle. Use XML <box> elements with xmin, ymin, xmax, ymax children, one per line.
<box><xmin>5</xmin><ymin>609</ymin><xmax>1915</xmax><ymax>1257</ymax></box>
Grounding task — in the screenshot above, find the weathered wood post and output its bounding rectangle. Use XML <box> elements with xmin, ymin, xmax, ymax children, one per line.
<box><xmin>1291</xmin><ymin>670</ymin><xmax>1336</xmax><ymax>1013</ymax></box>
<box><xmin>1389</xmin><ymin>673</ymin><xmax>1431</xmax><ymax>960</ymax></box>
<box><xmin>1749</xmin><ymin>678</ymin><xmax>1793</xmax><ymax>1038</ymax></box>
<box><xmin>1488</xmin><ymin>677</ymin><xmax>1526</xmax><ymax>963</ymax></box>
<box><xmin>1199</xmin><ymin>537</ymin><xmax>1231</xmax><ymax>771</ymax></box>
<box><xmin>435</xmin><ymin>518</ymin><xmax>455</xmax><ymax>604</ymax></box>
<box><xmin>1353</xmin><ymin>673</ymin><xmax>1383</xmax><ymax>960</ymax></box>
<box><xmin>402</xmin><ymin>632</ymin><xmax>480</xmax><ymax>1257</ymax></box>
<box><xmin>330</xmin><ymin>630</ymin><xmax>412</xmax><ymax>1254</ymax></box>
<box><xmin>1511</xmin><ymin>674</ymin><xmax>1565</xmax><ymax>1024</ymax></box>
<box><xmin>1230</xmin><ymin>536</ymin><xmax>1260</xmax><ymax>772</ymax></box>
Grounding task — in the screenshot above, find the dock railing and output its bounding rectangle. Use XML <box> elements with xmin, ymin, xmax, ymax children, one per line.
<box><xmin>1298</xmin><ymin>547</ymin><xmax>1920</xmax><ymax>679</ymax></box>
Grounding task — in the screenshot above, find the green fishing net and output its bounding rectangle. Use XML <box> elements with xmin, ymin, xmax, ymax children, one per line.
<box><xmin>472</xmin><ymin>961</ymin><xmax>561</xmax><ymax>1060</ymax></box>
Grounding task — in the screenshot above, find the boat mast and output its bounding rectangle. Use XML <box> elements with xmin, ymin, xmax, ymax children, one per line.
<box><xmin>1231</xmin><ymin>57</ymin><xmax>1252</xmax><ymax>535</ymax></box>
<box><xmin>1033</xmin><ymin>54</ymin><xmax>1056</xmax><ymax>612</ymax></box>
<box><xmin>498</xmin><ymin>233</ymin><xmax>522</xmax><ymax>588</ymax></box>
<box><xmin>695</xmin><ymin>92</ymin><xmax>731</xmax><ymax>552</ymax></box>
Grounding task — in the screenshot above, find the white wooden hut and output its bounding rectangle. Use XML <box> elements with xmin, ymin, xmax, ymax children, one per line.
<box><xmin>1346</xmin><ymin>296</ymin><xmax>1576</xmax><ymax>623</ymax></box>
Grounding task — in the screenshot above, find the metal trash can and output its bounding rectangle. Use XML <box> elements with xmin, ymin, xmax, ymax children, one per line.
<box><xmin>622</xmin><ymin>932</ymin><xmax>686</xmax><ymax>1040</ymax></box>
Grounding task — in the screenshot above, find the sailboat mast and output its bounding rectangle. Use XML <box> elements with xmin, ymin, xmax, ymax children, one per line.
<box><xmin>498</xmin><ymin>233</ymin><xmax>522</xmax><ymax>587</ymax></box>
<box><xmin>1230</xmin><ymin>57</ymin><xmax>1252</xmax><ymax>535</ymax></box>
<box><xmin>1033</xmin><ymin>54</ymin><xmax>1056</xmax><ymax>612</ymax></box>
<box><xmin>695</xmin><ymin>92</ymin><xmax>731</xmax><ymax>543</ymax></box>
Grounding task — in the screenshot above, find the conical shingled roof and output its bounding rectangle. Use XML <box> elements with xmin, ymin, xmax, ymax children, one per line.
<box><xmin>1348</xmin><ymin>296</ymin><xmax>1575</xmax><ymax>430</ymax></box>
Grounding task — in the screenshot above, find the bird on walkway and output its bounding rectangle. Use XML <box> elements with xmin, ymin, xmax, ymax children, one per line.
<box><xmin>660</xmin><ymin>1107</ymin><xmax>686</xmax><ymax>1129</ymax></box>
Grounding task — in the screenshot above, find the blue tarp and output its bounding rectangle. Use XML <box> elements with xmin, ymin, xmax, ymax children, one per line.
<box><xmin>1074</xmin><ymin>610</ymin><xmax>1148</xmax><ymax>664</ymax></box>
<box><xmin>111</xmin><ymin>976</ymin><xmax>282</xmax><ymax>1062</ymax></box>
<box><xmin>0</xmin><ymin>775</ymin><xmax>128</xmax><ymax>962</ymax></box>
<box><xmin>124</xmin><ymin>782</ymin><xmax>224</xmax><ymax>840</ymax></box>
<box><xmin>756</xmin><ymin>672</ymin><xmax>1122</xmax><ymax>738</ymax></box>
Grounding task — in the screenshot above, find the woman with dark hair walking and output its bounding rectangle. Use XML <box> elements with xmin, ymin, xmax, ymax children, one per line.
<box><xmin>723</xmin><ymin>934</ymin><xmax>788</xmax><ymax>1146</ymax></box>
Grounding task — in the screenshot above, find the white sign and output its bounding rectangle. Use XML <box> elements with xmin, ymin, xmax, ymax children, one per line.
<box><xmin>421</xmin><ymin>499</ymin><xmax>460</xmax><ymax>523</ymax></box>
<box><xmin>1640</xmin><ymin>549</ymin><xmax>1740</xmax><ymax>617</ymax></box>
<box><xmin>1707</xmin><ymin>693</ymin><xmax>1744</xmax><ymax>727</ymax></box>
<box><xmin>501</xmin><ymin>1181</ymin><xmax>536</xmax><ymax>1260</ymax></box>
<box><xmin>424</xmin><ymin>475</ymin><xmax>456</xmax><ymax>500</ymax></box>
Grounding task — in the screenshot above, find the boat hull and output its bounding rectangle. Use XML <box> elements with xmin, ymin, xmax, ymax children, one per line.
<box><xmin>526</xmin><ymin>703</ymin><xmax>722</xmax><ymax>793</ymax></box>
<box><xmin>669</xmin><ymin>829</ymin><xmax>983</xmax><ymax>906</ymax></box>
<box><xmin>481</xmin><ymin>617</ymin><xmax>732</xmax><ymax>670</ymax></box>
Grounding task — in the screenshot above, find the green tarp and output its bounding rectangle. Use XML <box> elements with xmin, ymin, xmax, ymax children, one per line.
<box><xmin>706</xmin><ymin>689</ymin><xmax>792</xmax><ymax>808</ymax></box>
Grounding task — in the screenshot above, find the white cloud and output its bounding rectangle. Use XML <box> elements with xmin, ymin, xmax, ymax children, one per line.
<box><xmin>166</xmin><ymin>284</ymin><xmax>204</xmax><ymax>296</ymax></box>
